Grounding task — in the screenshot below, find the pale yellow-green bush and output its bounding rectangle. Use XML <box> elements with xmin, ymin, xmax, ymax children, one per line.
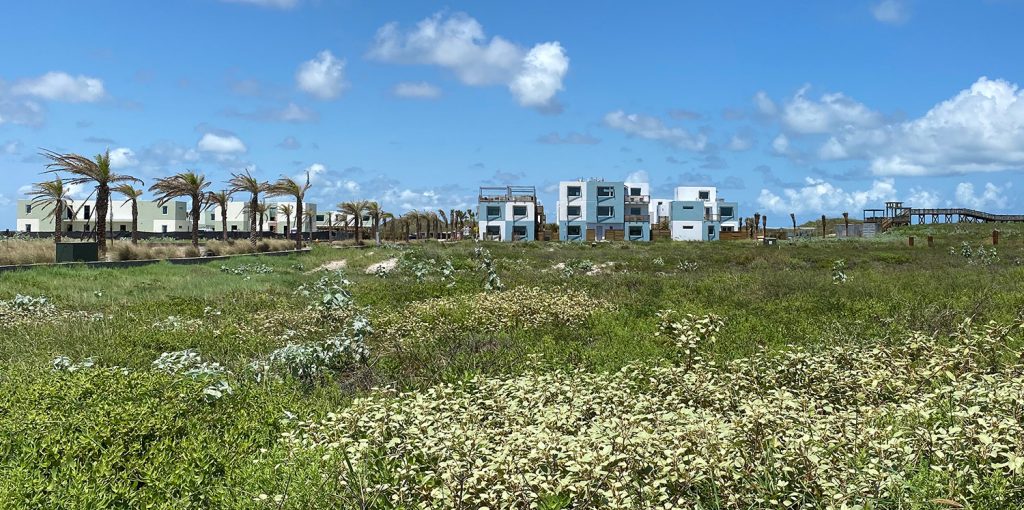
<box><xmin>283</xmin><ymin>318</ymin><xmax>1024</xmax><ymax>509</ymax></box>
<box><xmin>0</xmin><ymin>239</ymin><xmax>55</xmax><ymax>265</ymax></box>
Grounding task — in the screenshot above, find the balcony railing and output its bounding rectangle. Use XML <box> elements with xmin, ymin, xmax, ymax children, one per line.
<box><xmin>625</xmin><ymin>195</ymin><xmax>650</xmax><ymax>204</ymax></box>
<box><xmin>704</xmin><ymin>213</ymin><xmax>721</xmax><ymax>221</ymax></box>
<box><xmin>624</xmin><ymin>214</ymin><xmax>649</xmax><ymax>222</ymax></box>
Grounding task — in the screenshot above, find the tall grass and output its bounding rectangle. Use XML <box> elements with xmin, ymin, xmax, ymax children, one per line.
<box><xmin>0</xmin><ymin>239</ymin><xmax>55</xmax><ymax>265</ymax></box>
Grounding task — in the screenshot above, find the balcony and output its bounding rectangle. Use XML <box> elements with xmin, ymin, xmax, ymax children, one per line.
<box><xmin>625</xmin><ymin>194</ymin><xmax>650</xmax><ymax>204</ymax></box>
<box><xmin>704</xmin><ymin>213</ymin><xmax>721</xmax><ymax>221</ymax></box>
<box><xmin>479</xmin><ymin>185</ymin><xmax>537</xmax><ymax>202</ymax></box>
<box><xmin>624</xmin><ymin>214</ymin><xmax>649</xmax><ymax>222</ymax></box>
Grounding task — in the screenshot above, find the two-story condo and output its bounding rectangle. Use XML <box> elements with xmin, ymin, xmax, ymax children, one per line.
<box><xmin>669</xmin><ymin>186</ymin><xmax>739</xmax><ymax>241</ymax></box>
<box><xmin>477</xmin><ymin>186</ymin><xmax>543</xmax><ymax>241</ymax></box>
<box><xmin>557</xmin><ymin>179</ymin><xmax>651</xmax><ymax>241</ymax></box>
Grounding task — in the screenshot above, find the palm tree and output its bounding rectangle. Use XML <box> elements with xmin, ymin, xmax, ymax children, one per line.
<box><xmin>267</xmin><ymin>173</ymin><xmax>312</xmax><ymax>249</ymax></box>
<box><xmin>206</xmin><ymin>190</ymin><xmax>233</xmax><ymax>241</ymax></box>
<box><xmin>753</xmin><ymin>212</ymin><xmax>761</xmax><ymax>238</ymax></box>
<box><xmin>27</xmin><ymin>178</ymin><xmax>73</xmax><ymax>243</ymax></box>
<box><xmin>149</xmin><ymin>171</ymin><xmax>211</xmax><ymax>249</ymax></box>
<box><xmin>278</xmin><ymin>203</ymin><xmax>294</xmax><ymax>236</ymax></box>
<box><xmin>437</xmin><ymin>209</ymin><xmax>449</xmax><ymax>239</ymax></box>
<box><xmin>380</xmin><ymin>212</ymin><xmax>395</xmax><ymax>242</ymax></box>
<box><xmin>228</xmin><ymin>169</ymin><xmax>268</xmax><ymax>248</ymax></box>
<box><xmin>253</xmin><ymin>201</ymin><xmax>269</xmax><ymax>234</ymax></box>
<box><xmin>41</xmin><ymin>148</ymin><xmax>141</xmax><ymax>256</ymax></box>
<box><xmin>340</xmin><ymin>200</ymin><xmax>370</xmax><ymax>244</ymax></box>
<box><xmin>761</xmin><ymin>215</ymin><xmax>767</xmax><ymax>237</ymax></box>
<box><xmin>365</xmin><ymin>201</ymin><xmax>384</xmax><ymax>245</ymax></box>
<box><xmin>303</xmin><ymin>209</ymin><xmax>316</xmax><ymax>237</ymax></box>
<box><xmin>113</xmin><ymin>184</ymin><xmax>145</xmax><ymax>244</ymax></box>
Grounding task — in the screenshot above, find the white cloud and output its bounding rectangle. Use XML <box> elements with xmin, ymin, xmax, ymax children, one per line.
<box><xmin>11</xmin><ymin>72</ymin><xmax>106</xmax><ymax>102</ymax></box>
<box><xmin>906</xmin><ymin>187</ymin><xmax>941</xmax><ymax>208</ymax></box>
<box><xmin>296</xmin><ymin>50</ymin><xmax>347</xmax><ymax>100</ymax></box>
<box><xmin>625</xmin><ymin>170</ymin><xmax>650</xmax><ymax>184</ymax></box>
<box><xmin>781</xmin><ymin>85</ymin><xmax>882</xmax><ymax>134</ymax></box>
<box><xmin>603</xmin><ymin>110</ymin><xmax>707</xmax><ymax>151</ymax></box>
<box><xmin>277</xmin><ymin>136</ymin><xmax>301</xmax><ymax>150</ymax></box>
<box><xmin>753</xmin><ymin>91</ymin><xmax>777</xmax><ymax>116</ymax></box>
<box><xmin>198</xmin><ymin>133</ymin><xmax>247</xmax><ymax>153</ymax></box>
<box><xmin>757</xmin><ymin>177</ymin><xmax>897</xmax><ymax>215</ymax></box>
<box><xmin>368</xmin><ymin>12</ymin><xmax>569</xmax><ymax>109</ymax></box>
<box><xmin>508</xmin><ymin>42</ymin><xmax>568</xmax><ymax>108</ymax></box>
<box><xmin>727</xmin><ymin>133</ymin><xmax>754</xmax><ymax>151</ymax></box>
<box><xmin>2</xmin><ymin>140</ymin><xmax>21</xmax><ymax>155</ymax></box>
<box><xmin>108</xmin><ymin>147</ymin><xmax>138</xmax><ymax>168</ymax></box>
<box><xmin>220</xmin><ymin>0</ymin><xmax>299</xmax><ymax>8</ymax></box>
<box><xmin>0</xmin><ymin>98</ymin><xmax>45</xmax><ymax>127</ymax></box>
<box><xmin>392</xmin><ymin>81</ymin><xmax>442</xmax><ymax>99</ymax></box>
<box><xmin>954</xmin><ymin>182</ymin><xmax>1011</xmax><ymax>210</ymax></box>
<box><xmin>771</xmin><ymin>133</ymin><xmax>790</xmax><ymax>155</ymax></box>
<box><xmin>872</xmin><ymin>0</ymin><xmax>909</xmax><ymax>24</ymax></box>
<box><xmin>825</xmin><ymin>77</ymin><xmax>1024</xmax><ymax>176</ymax></box>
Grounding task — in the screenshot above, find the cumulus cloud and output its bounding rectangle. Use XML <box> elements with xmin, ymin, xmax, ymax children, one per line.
<box><xmin>603</xmin><ymin>110</ymin><xmax>707</xmax><ymax>151</ymax></box>
<box><xmin>223</xmin><ymin>102</ymin><xmax>318</xmax><ymax>123</ymax></box>
<box><xmin>108</xmin><ymin>147</ymin><xmax>138</xmax><ymax>168</ymax></box>
<box><xmin>368</xmin><ymin>12</ymin><xmax>569</xmax><ymax>109</ymax></box>
<box><xmin>11</xmin><ymin>72</ymin><xmax>106</xmax><ymax>102</ymax></box>
<box><xmin>954</xmin><ymin>182</ymin><xmax>1011</xmax><ymax>210</ymax></box>
<box><xmin>392</xmin><ymin>81</ymin><xmax>442</xmax><ymax>99</ymax></box>
<box><xmin>757</xmin><ymin>177</ymin><xmax>897</xmax><ymax>215</ymax></box>
<box><xmin>536</xmin><ymin>131</ymin><xmax>600</xmax><ymax>145</ymax></box>
<box><xmin>771</xmin><ymin>133</ymin><xmax>791</xmax><ymax>155</ymax></box>
<box><xmin>296</xmin><ymin>50</ymin><xmax>347</xmax><ymax>100</ymax></box>
<box><xmin>727</xmin><ymin>133</ymin><xmax>754</xmax><ymax>151</ymax></box>
<box><xmin>822</xmin><ymin>77</ymin><xmax>1024</xmax><ymax>176</ymax></box>
<box><xmin>872</xmin><ymin>0</ymin><xmax>909</xmax><ymax>24</ymax></box>
<box><xmin>2</xmin><ymin>140</ymin><xmax>21</xmax><ymax>155</ymax></box>
<box><xmin>780</xmin><ymin>85</ymin><xmax>882</xmax><ymax>134</ymax></box>
<box><xmin>906</xmin><ymin>187</ymin><xmax>942</xmax><ymax>208</ymax></box>
<box><xmin>277</xmin><ymin>136</ymin><xmax>301</xmax><ymax>150</ymax></box>
<box><xmin>0</xmin><ymin>97</ymin><xmax>45</xmax><ymax>127</ymax></box>
<box><xmin>625</xmin><ymin>170</ymin><xmax>650</xmax><ymax>184</ymax></box>
<box><xmin>753</xmin><ymin>91</ymin><xmax>777</xmax><ymax>116</ymax></box>
<box><xmin>198</xmin><ymin>133</ymin><xmax>247</xmax><ymax>153</ymax></box>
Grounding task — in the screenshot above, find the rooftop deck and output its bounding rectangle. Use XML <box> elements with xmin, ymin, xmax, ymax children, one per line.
<box><xmin>479</xmin><ymin>186</ymin><xmax>538</xmax><ymax>203</ymax></box>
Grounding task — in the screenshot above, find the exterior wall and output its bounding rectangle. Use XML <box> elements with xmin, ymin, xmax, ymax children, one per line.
<box><xmin>649</xmin><ymin>198</ymin><xmax>672</xmax><ymax>227</ymax></box>
<box><xmin>479</xmin><ymin>200</ymin><xmax>536</xmax><ymax>241</ymax></box>
<box><xmin>557</xmin><ymin>180</ymin><xmax>651</xmax><ymax>241</ymax></box>
<box><xmin>671</xmin><ymin>220</ymin><xmax>704</xmax><ymax>241</ymax></box>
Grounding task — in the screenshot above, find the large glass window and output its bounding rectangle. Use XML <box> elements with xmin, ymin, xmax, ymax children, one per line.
<box><xmin>512</xmin><ymin>205</ymin><xmax>527</xmax><ymax>217</ymax></box>
<box><xmin>486</xmin><ymin>206</ymin><xmax>500</xmax><ymax>217</ymax></box>
<box><xmin>629</xmin><ymin>207</ymin><xmax>642</xmax><ymax>216</ymax></box>
<box><xmin>25</xmin><ymin>204</ymin><xmax>31</xmax><ymax>214</ymax></box>
<box><xmin>162</xmin><ymin>206</ymin><xmax>168</xmax><ymax>214</ymax></box>
<box><xmin>698</xmin><ymin>190</ymin><xmax>710</xmax><ymax>200</ymax></box>
<box><xmin>628</xmin><ymin>226</ymin><xmax>642</xmax><ymax>237</ymax></box>
<box><xmin>567</xmin><ymin>205</ymin><xmax>581</xmax><ymax>217</ymax></box>
<box><xmin>84</xmin><ymin>205</ymin><xmax>91</xmax><ymax>220</ymax></box>
<box><xmin>630</xmin><ymin>187</ymin><xmax>642</xmax><ymax>196</ymax></box>
<box><xmin>720</xmin><ymin>206</ymin><xmax>734</xmax><ymax>217</ymax></box>
<box><xmin>486</xmin><ymin>225</ymin><xmax>500</xmax><ymax>236</ymax></box>
<box><xmin>567</xmin><ymin>225</ymin><xmax>581</xmax><ymax>236</ymax></box>
<box><xmin>512</xmin><ymin>225</ymin><xmax>527</xmax><ymax>236</ymax></box>
<box><xmin>597</xmin><ymin>206</ymin><xmax>613</xmax><ymax>217</ymax></box>
<box><xmin>566</xmin><ymin>186</ymin><xmax>581</xmax><ymax>197</ymax></box>
<box><xmin>597</xmin><ymin>186</ymin><xmax>614</xmax><ymax>197</ymax></box>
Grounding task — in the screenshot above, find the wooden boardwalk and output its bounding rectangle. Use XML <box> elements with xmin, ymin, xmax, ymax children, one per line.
<box><xmin>864</xmin><ymin>201</ymin><xmax>1024</xmax><ymax>232</ymax></box>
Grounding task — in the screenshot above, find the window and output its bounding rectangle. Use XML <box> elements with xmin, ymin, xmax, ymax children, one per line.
<box><xmin>231</xmin><ymin>225</ymin><xmax>238</xmax><ymax>231</ymax></box>
<box><xmin>720</xmin><ymin>206</ymin><xmax>734</xmax><ymax>217</ymax></box>
<box><xmin>567</xmin><ymin>186</ymin><xmax>581</xmax><ymax>197</ymax></box>
<box><xmin>66</xmin><ymin>224</ymin><xmax>73</xmax><ymax>232</ymax></box>
<box><xmin>698</xmin><ymin>190</ymin><xmax>710</xmax><ymax>200</ymax></box>
<box><xmin>119</xmin><ymin>225</ymin><xmax>127</xmax><ymax>231</ymax></box>
<box><xmin>597</xmin><ymin>186</ymin><xmax>614</xmax><ymax>197</ymax></box>
<box><xmin>486</xmin><ymin>206</ymin><xmax>500</xmax><ymax>217</ymax></box>
<box><xmin>630</xmin><ymin>187</ymin><xmax>642</xmax><ymax>196</ymax></box>
<box><xmin>629</xmin><ymin>207</ymin><xmax>642</xmax><ymax>216</ymax></box>
<box><xmin>270</xmin><ymin>215</ymin><xmax>276</xmax><ymax>221</ymax></box>
<box><xmin>567</xmin><ymin>205</ymin><xmax>581</xmax><ymax>217</ymax></box>
<box><xmin>683</xmin><ymin>205</ymin><xmax>694</xmax><ymax>210</ymax></box>
<box><xmin>486</xmin><ymin>225</ymin><xmax>500</xmax><ymax>236</ymax></box>
<box><xmin>210</xmin><ymin>213</ymin><xmax>216</xmax><ymax>220</ymax></box>
<box><xmin>597</xmin><ymin>206</ymin><xmax>613</xmax><ymax>217</ymax></box>
<box><xmin>25</xmin><ymin>204</ymin><xmax>31</xmax><ymax>214</ymax></box>
<box><xmin>162</xmin><ymin>206</ymin><xmax>168</xmax><ymax>214</ymax></box>
<box><xmin>161</xmin><ymin>225</ymin><xmax>168</xmax><ymax>233</ymax></box>
<box><xmin>722</xmin><ymin>226</ymin><xmax>734</xmax><ymax>232</ymax></box>
<box><xmin>316</xmin><ymin>215</ymin><xmax>325</xmax><ymax>222</ymax></box>
<box><xmin>683</xmin><ymin>225</ymin><xmax>694</xmax><ymax>230</ymax></box>
<box><xmin>25</xmin><ymin>224</ymin><xmax>31</xmax><ymax>232</ymax></box>
<box><xmin>707</xmin><ymin>225</ymin><xmax>715</xmax><ymax>236</ymax></box>
<box><xmin>628</xmin><ymin>226</ymin><xmax>642</xmax><ymax>237</ymax></box>
<box><xmin>84</xmin><ymin>205</ymin><xmax>91</xmax><ymax>220</ymax></box>
<box><xmin>567</xmin><ymin>225</ymin><xmax>581</xmax><ymax>236</ymax></box>
<box><xmin>512</xmin><ymin>225</ymin><xmax>527</xmax><ymax>237</ymax></box>
<box><xmin>512</xmin><ymin>205</ymin><xmax>527</xmax><ymax>217</ymax></box>
<box><xmin>66</xmin><ymin>209</ymin><xmax>73</xmax><ymax>220</ymax></box>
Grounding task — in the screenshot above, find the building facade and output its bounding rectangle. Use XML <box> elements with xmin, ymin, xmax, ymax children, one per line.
<box><xmin>478</xmin><ymin>186</ymin><xmax>542</xmax><ymax>241</ymax></box>
<box><xmin>669</xmin><ymin>186</ymin><xmax>739</xmax><ymax>241</ymax></box>
<box><xmin>556</xmin><ymin>180</ymin><xmax>651</xmax><ymax>241</ymax></box>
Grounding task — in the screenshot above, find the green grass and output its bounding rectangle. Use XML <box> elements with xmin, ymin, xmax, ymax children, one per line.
<box><xmin>0</xmin><ymin>224</ymin><xmax>1022</xmax><ymax>507</ymax></box>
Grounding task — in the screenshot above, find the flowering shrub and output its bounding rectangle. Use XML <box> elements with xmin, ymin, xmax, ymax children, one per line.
<box><xmin>375</xmin><ymin>287</ymin><xmax>612</xmax><ymax>343</ymax></box>
<box><xmin>831</xmin><ymin>259</ymin><xmax>848</xmax><ymax>284</ymax></box>
<box><xmin>654</xmin><ymin>311</ymin><xmax>723</xmax><ymax>365</ymax></box>
<box><xmin>677</xmin><ymin>260</ymin><xmax>698</xmax><ymax>272</ymax></box>
<box><xmin>285</xmin><ymin>318</ymin><xmax>1024</xmax><ymax>508</ymax></box>
<box><xmin>51</xmin><ymin>356</ymin><xmax>96</xmax><ymax>372</ymax></box>
<box><xmin>951</xmin><ymin>242</ymin><xmax>999</xmax><ymax>266</ymax></box>
<box><xmin>152</xmin><ymin>349</ymin><xmax>232</xmax><ymax>401</ymax></box>
<box><xmin>220</xmin><ymin>262</ymin><xmax>274</xmax><ymax>275</ymax></box>
<box><xmin>151</xmin><ymin>315</ymin><xmax>203</xmax><ymax>332</ymax></box>
<box><xmin>0</xmin><ymin>295</ymin><xmax>104</xmax><ymax>328</ymax></box>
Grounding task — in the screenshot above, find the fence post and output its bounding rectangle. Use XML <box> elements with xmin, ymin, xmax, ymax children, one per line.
<box><xmin>908</xmin><ymin>236</ymin><xmax>915</xmax><ymax>247</ymax></box>
<box><xmin>992</xmin><ymin>229</ymin><xmax>1000</xmax><ymax>245</ymax></box>
<box><xmin>927</xmin><ymin>235</ymin><xmax>933</xmax><ymax>248</ymax></box>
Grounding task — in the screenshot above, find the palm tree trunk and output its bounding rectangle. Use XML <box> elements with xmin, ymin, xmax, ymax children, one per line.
<box><xmin>131</xmin><ymin>201</ymin><xmax>139</xmax><ymax>244</ymax></box>
<box><xmin>249</xmin><ymin>197</ymin><xmax>257</xmax><ymax>248</ymax></box>
<box><xmin>55</xmin><ymin>203</ymin><xmax>63</xmax><ymax>243</ymax></box>
<box><xmin>96</xmin><ymin>186</ymin><xmax>109</xmax><ymax>255</ymax></box>
<box><xmin>190</xmin><ymin>199</ymin><xmax>200</xmax><ymax>249</ymax></box>
<box><xmin>295</xmin><ymin>202</ymin><xmax>303</xmax><ymax>249</ymax></box>
<box><xmin>220</xmin><ymin>205</ymin><xmax>228</xmax><ymax>241</ymax></box>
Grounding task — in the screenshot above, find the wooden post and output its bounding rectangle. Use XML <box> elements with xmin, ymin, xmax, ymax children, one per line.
<box><xmin>908</xmin><ymin>236</ymin><xmax>914</xmax><ymax>247</ymax></box>
<box><xmin>927</xmin><ymin>235</ymin><xmax>933</xmax><ymax>247</ymax></box>
<box><xmin>821</xmin><ymin>214</ymin><xmax>827</xmax><ymax>238</ymax></box>
<box><xmin>993</xmin><ymin>229</ymin><xmax>1000</xmax><ymax>245</ymax></box>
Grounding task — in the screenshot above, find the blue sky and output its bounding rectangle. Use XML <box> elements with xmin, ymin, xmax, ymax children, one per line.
<box><xmin>2</xmin><ymin>0</ymin><xmax>1023</xmax><ymax>226</ymax></box>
